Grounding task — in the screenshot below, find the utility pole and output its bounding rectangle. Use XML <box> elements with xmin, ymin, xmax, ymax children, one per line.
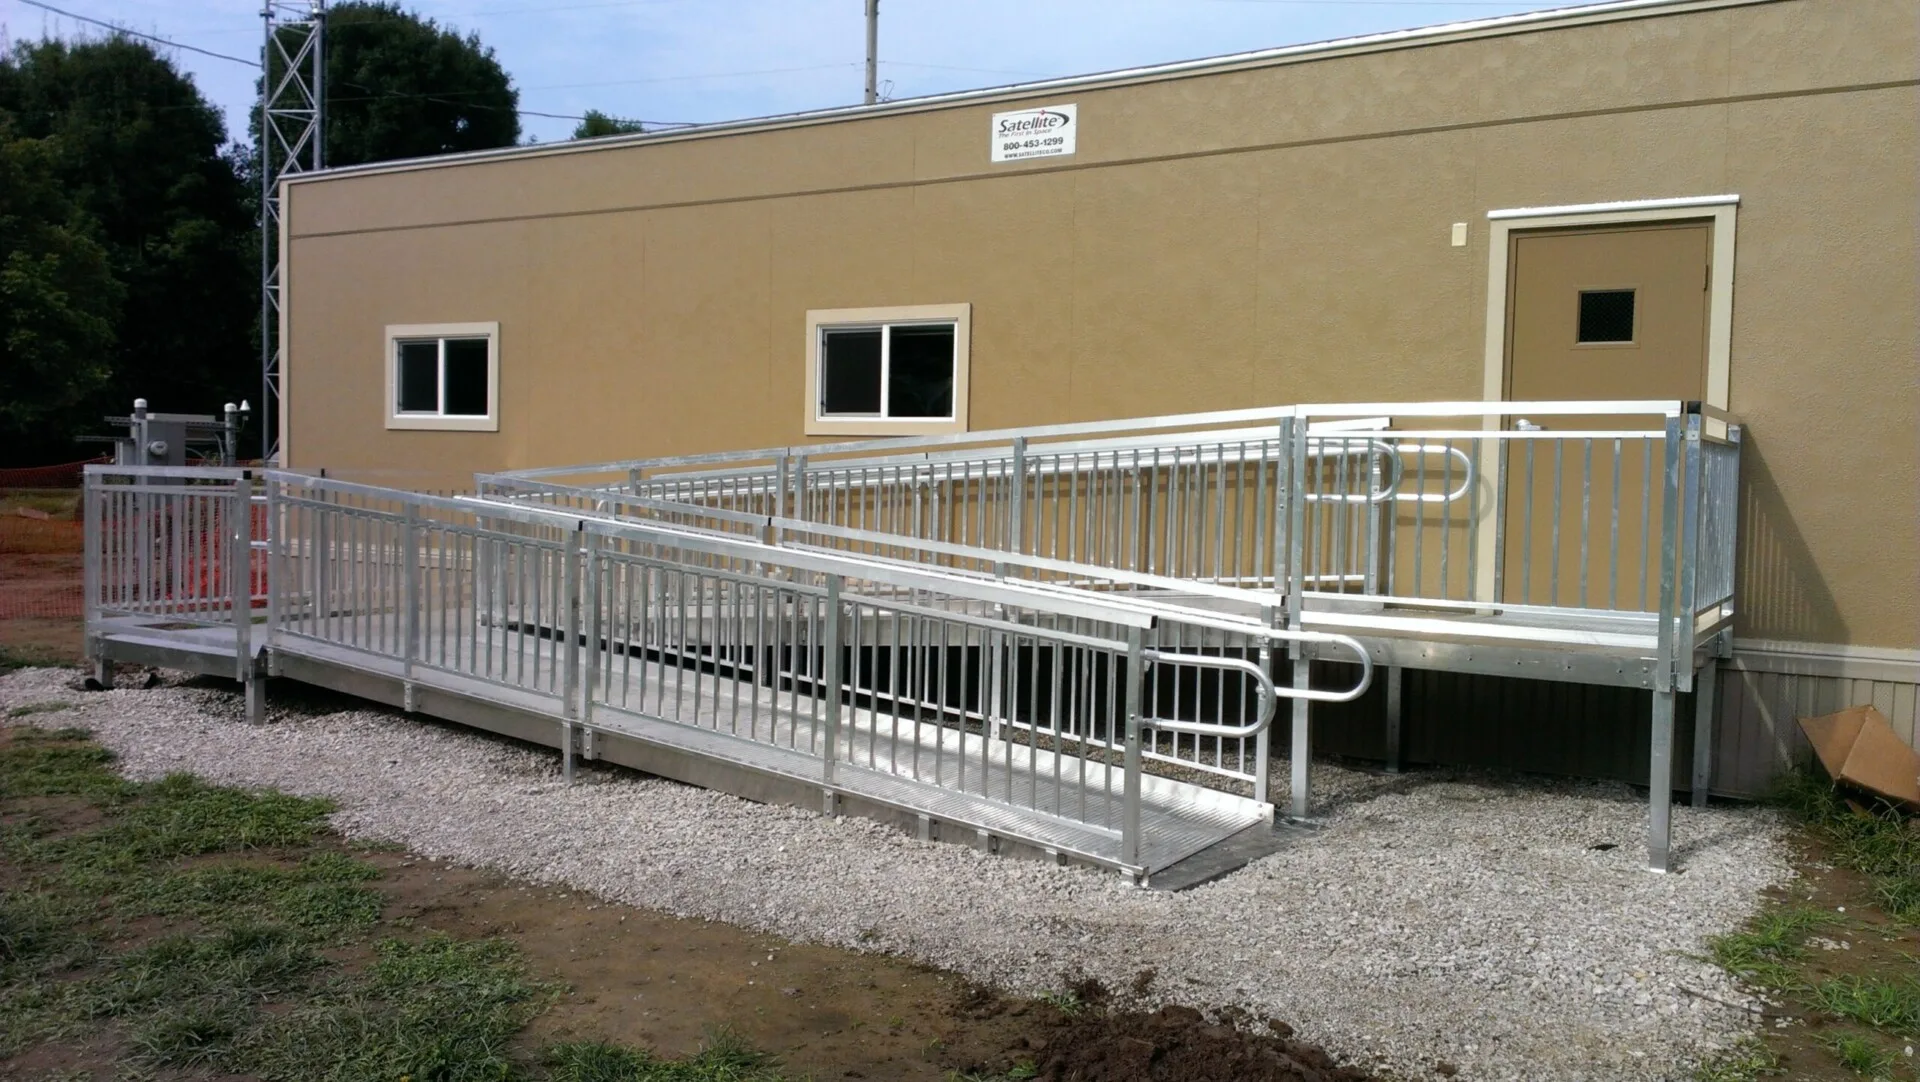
<box><xmin>863</xmin><ymin>0</ymin><xmax>878</xmax><ymax>105</ymax></box>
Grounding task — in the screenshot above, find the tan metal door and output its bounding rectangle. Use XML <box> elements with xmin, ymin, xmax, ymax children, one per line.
<box><xmin>1501</xmin><ymin>223</ymin><xmax>1711</xmax><ymax>609</ymax></box>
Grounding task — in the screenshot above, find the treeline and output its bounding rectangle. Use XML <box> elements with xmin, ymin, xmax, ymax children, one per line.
<box><xmin>0</xmin><ymin>2</ymin><xmax>531</xmax><ymax>465</ymax></box>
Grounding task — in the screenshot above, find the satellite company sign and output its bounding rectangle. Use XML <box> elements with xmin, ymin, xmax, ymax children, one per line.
<box><xmin>990</xmin><ymin>104</ymin><xmax>1077</xmax><ymax>163</ymax></box>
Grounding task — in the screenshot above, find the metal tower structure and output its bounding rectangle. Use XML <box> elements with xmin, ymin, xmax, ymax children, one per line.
<box><xmin>259</xmin><ymin>1</ymin><xmax>326</xmax><ymax>463</ymax></box>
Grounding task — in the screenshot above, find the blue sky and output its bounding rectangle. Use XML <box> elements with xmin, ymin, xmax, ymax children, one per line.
<box><xmin>5</xmin><ymin>0</ymin><xmax>1578</xmax><ymax>146</ymax></box>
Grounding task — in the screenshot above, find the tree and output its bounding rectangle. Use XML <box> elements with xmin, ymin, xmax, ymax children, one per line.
<box><xmin>572</xmin><ymin>110</ymin><xmax>644</xmax><ymax>140</ymax></box>
<box><xmin>0</xmin><ymin>122</ymin><xmax>121</xmax><ymax>458</ymax></box>
<box><xmin>0</xmin><ymin>38</ymin><xmax>253</xmax><ymax>462</ymax></box>
<box><xmin>317</xmin><ymin>2</ymin><xmax>520</xmax><ymax>167</ymax></box>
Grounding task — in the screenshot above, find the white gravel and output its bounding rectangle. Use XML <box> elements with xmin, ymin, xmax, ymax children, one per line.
<box><xmin>1</xmin><ymin>666</ymin><xmax>1790</xmax><ymax>1081</ymax></box>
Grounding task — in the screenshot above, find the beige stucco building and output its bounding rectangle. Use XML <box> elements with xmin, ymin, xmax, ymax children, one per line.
<box><xmin>278</xmin><ymin>0</ymin><xmax>1919</xmax><ymax>790</ymax></box>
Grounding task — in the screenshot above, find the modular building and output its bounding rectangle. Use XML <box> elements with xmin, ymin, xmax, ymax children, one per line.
<box><xmin>275</xmin><ymin>0</ymin><xmax>1919</xmax><ymax>796</ymax></box>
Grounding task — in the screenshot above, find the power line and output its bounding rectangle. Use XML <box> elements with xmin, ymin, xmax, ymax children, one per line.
<box><xmin>15</xmin><ymin>0</ymin><xmax>261</xmax><ymax>65</ymax></box>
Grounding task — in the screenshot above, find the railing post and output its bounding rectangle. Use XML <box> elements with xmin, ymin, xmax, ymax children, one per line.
<box><xmin>1000</xmin><ymin>435</ymin><xmax>1027</xmax><ymax>580</ymax></box>
<box><xmin>821</xmin><ymin>574</ymin><xmax>843</xmax><ymax>786</ymax></box>
<box><xmin>1677</xmin><ymin>410</ymin><xmax>1703</xmax><ymax>693</ymax></box>
<box><xmin>82</xmin><ymin>471</ymin><xmax>100</xmax><ymax>642</ymax></box>
<box><xmin>402</xmin><ymin>502</ymin><xmax>419</xmax><ymax>682</ymax></box>
<box><xmin>232</xmin><ymin>475</ymin><xmax>252</xmax><ymax>682</ymax></box>
<box><xmin>263</xmin><ymin>474</ymin><xmax>280</xmax><ymax>656</ymax></box>
<box><xmin>1121</xmin><ymin>626</ymin><xmax>1145</xmax><ymax>872</ymax></box>
<box><xmin>560</xmin><ymin>521</ymin><xmax>584</xmax><ymax>782</ymax></box>
<box><xmin>1282</xmin><ymin>415</ymin><xmax>1314</xmax><ymax>822</ymax></box>
<box><xmin>1647</xmin><ymin>410</ymin><xmax>1687</xmax><ymax>874</ymax></box>
<box><xmin>581</xmin><ymin>529</ymin><xmax>601</xmax><ymax>727</ymax></box>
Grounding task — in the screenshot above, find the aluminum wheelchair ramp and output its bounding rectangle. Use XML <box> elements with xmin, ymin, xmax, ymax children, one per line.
<box><xmin>82</xmin><ymin>467</ymin><xmax>1364</xmax><ymax>882</ymax></box>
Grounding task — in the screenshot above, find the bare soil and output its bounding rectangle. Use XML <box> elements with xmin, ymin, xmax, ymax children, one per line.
<box><xmin>1746</xmin><ymin>836</ymin><xmax>1920</xmax><ymax>1080</ymax></box>
<box><xmin>0</xmin><ymin>553</ymin><xmax>83</xmax><ymax>662</ymax></box>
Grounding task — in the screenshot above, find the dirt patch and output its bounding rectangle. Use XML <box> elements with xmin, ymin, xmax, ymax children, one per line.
<box><xmin>1743</xmin><ymin>835</ymin><xmax>1920</xmax><ymax>1080</ymax></box>
<box><xmin>1030</xmin><ymin>1004</ymin><xmax>1379</xmax><ymax>1082</ymax></box>
<box><xmin>360</xmin><ymin>849</ymin><xmax>1053</xmax><ymax>1080</ymax></box>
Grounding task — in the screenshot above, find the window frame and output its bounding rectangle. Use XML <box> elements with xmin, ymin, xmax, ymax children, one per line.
<box><xmin>804</xmin><ymin>304</ymin><xmax>970</xmax><ymax>437</ymax></box>
<box><xmin>384</xmin><ymin>322</ymin><xmax>501</xmax><ymax>432</ymax></box>
<box><xmin>1573</xmin><ymin>286</ymin><xmax>1638</xmax><ymax>347</ymax></box>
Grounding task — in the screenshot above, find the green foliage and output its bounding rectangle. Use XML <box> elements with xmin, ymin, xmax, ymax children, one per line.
<box><xmin>0</xmin><ymin>38</ymin><xmax>254</xmax><ymax>463</ymax></box>
<box><xmin>1691</xmin><ymin>1039</ymin><xmax>1783</xmax><ymax>1082</ymax></box>
<box><xmin>1704</xmin><ymin>907</ymin><xmax>1834</xmax><ymax>989</ymax></box>
<box><xmin>6</xmin><ymin>700</ymin><xmax>74</xmax><ymax>718</ymax></box>
<box><xmin>244</xmin><ymin>933</ymin><xmax>555</xmax><ymax>1081</ymax></box>
<box><xmin>0</xmin><ymin>729</ymin><xmax>131</xmax><ymax>803</ymax></box>
<box><xmin>1774</xmin><ymin>771</ymin><xmax>1920</xmax><ymax>924</ymax></box>
<box><xmin>546</xmin><ymin>1029</ymin><xmax>790</xmax><ymax>1081</ymax></box>
<box><xmin>1819</xmin><ymin>1032</ymin><xmax>1898</xmax><ymax>1078</ymax></box>
<box><xmin>1811</xmin><ymin>975</ymin><xmax>1920</xmax><ymax>1036</ymax></box>
<box><xmin>1</xmin><ymin>725</ymin><xmax>799</xmax><ymax>1079</ymax></box>
<box><xmin>298</xmin><ymin>1</ymin><xmax>520</xmax><ymax>168</ymax></box>
<box><xmin>0</xmin><ymin>118</ymin><xmax>120</xmax><ymax>451</ymax></box>
<box><xmin>572</xmin><ymin>109</ymin><xmax>645</xmax><ymax>140</ymax></box>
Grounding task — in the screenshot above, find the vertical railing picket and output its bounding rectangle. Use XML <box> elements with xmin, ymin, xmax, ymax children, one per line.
<box><xmin>821</xmin><ymin>574</ymin><xmax>844</xmax><ymax>786</ymax></box>
<box><xmin>1120</xmin><ymin>626</ymin><xmax>1144</xmax><ymax>871</ymax></box>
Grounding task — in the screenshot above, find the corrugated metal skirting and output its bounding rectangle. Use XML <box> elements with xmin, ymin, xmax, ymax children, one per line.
<box><xmin>1300</xmin><ymin>661</ymin><xmax>1920</xmax><ymax>799</ymax></box>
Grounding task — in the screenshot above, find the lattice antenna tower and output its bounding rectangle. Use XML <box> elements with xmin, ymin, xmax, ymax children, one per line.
<box><xmin>260</xmin><ymin>0</ymin><xmax>325</xmax><ymax>463</ymax></box>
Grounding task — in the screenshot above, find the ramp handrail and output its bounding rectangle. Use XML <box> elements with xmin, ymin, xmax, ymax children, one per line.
<box><xmin>1141</xmin><ymin>650</ymin><xmax>1275</xmax><ymax>738</ymax></box>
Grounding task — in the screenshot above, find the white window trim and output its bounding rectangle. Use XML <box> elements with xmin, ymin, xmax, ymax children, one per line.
<box><xmin>805</xmin><ymin>304</ymin><xmax>970</xmax><ymax>437</ymax></box>
<box><xmin>384</xmin><ymin>321</ymin><xmax>501</xmax><ymax>432</ymax></box>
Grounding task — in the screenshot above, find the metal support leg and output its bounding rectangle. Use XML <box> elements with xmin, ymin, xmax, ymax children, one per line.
<box><xmin>1649</xmin><ymin>688</ymin><xmax>1675</xmax><ymax>873</ymax></box>
<box><xmin>561</xmin><ymin>722</ymin><xmax>576</xmax><ymax>783</ymax></box>
<box><xmin>1384</xmin><ymin>665</ymin><xmax>1404</xmax><ymax>774</ymax></box>
<box><xmin>90</xmin><ymin>657</ymin><xmax>114</xmax><ymax>690</ymax></box>
<box><xmin>1691</xmin><ymin>659</ymin><xmax>1719</xmax><ymax>808</ymax></box>
<box><xmin>1289</xmin><ymin>653</ymin><xmax>1311</xmax><ymax>821</ymax></box>
<box><xmin>244</xmin><ymin>674</ymin><xmax>266</xmax><ymax>724</ymax></box>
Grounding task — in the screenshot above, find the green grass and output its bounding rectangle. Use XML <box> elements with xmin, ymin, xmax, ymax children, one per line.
<box><xmin>1704</xmin><ymin>906</ymin><xmax>1835</xmax><ymax>989</ymax></box>
<box><xmin>1811</xmin><ymin>976</ymin><xmax>1920</xmax><ymax>1036</ymax></box>
<box><xmin>0</xmin><ymin>644</ymin><xmax>76</xmax><ymax>672</ymax></box>
<box><xmin>546</xmin><ymin>1030</ymin><xmax>790</xmax><ymax>1081</ymax></box>
<box><xmin>0</xmin><ymin>724</ymin><xmax>797</xmax><ymax>1079</ymax></box>
<box><xmin>1691</xmin><ymin>1039</ymin><xmax>1784</xmax><ymax>1081</ymax></box>
<box><xmin>6</xmin><ymin>701</ymin><xmax>73</xmax><ymax>719</ymax></box>
<box><xmin>1774</xmin><ymin>771</ymin><xmax>1920</xmax><ymax>924</ymax></box>
<box><xmin>1819</xmin><ymin>1032</ymin><xmax>1899</xmax><ymax>1078</ymax></box>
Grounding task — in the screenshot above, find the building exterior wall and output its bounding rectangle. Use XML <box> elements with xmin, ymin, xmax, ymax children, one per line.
<box><xmin>281</xmin><ymin>0</ymin><xmax>1920</xmax><ymax>775</ymax></box>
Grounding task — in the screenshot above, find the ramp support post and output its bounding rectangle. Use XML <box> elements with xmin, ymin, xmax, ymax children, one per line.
<box><xmin>1289</xmin><ymin>654</ymin><xmax>1311</xmax><ymax>821</ymax></box>
<box><xmin>1648</xmin><ymin>687</ymin><xmax>1675</xmax><ymax>873</ymax></box>
<box><xmin>245</xmin><ymin>672</ymin><xmax>267</xmax><ymax>724</ymax></box>
<box><xmin>1384</xmin><ymin>665</ymin><xmax>1404</xmax><ymax>774</ymax></box>
<box><xmin>1691</xmin><ymin>653</ymin><xmax>1720</xmax><ymax>808</ymax></box>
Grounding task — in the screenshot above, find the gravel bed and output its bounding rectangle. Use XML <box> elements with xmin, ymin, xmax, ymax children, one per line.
<box><xmin>1</xmin><ymin>667</ymin><xmax>1789</xmax><ymax>1081</ymax></box>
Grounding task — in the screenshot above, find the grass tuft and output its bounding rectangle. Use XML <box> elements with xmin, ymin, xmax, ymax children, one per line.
<box><xmin>6</xmin><ymin>701</ymin><xmax>74</xmax><ymax>719</ymax></box>
<box><xmin>1773</xmin><ymin>771</ymin><xmax>1920</xmax><ymax>924</ymax></box>
<box><xmin>1811</xmin><ymin>975</ymin><xmax>1920</xmax><ymax>1036</ymax></box>
<box><xmin>1692</xmin><ymin>1039</ymin><xmax>1784</xmax><ymax>1081</ymax></box>
<box><xmin>1704</xmin><ymin>906</ymin><xmax>1834</xmax><ymax>989</ymax></box>
<box><xmin>546</xmin><ymin>1029</ymin><xmax>790</xmax><ymax>1081</ymax></box>
<box><xmin>1819</xmin><ymin>1032</ymin><xmax>1897</xmax><ymax>1078</ymax></box>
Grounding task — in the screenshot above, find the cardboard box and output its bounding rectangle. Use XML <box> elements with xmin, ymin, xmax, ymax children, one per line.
<box><xmin>1798</xmin><ymin>705</ymin><xmax>1920</xmax><ymax>809</ymax></box>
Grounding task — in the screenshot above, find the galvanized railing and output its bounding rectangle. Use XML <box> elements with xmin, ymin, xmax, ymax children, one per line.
<box><xmin>137</xmin><ymin>471</ymin><xmax>1359</xmax><ymax>868</ymax></box>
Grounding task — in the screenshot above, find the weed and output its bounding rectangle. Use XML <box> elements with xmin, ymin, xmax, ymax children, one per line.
<box><xmin>546</xmin><ymin>1029</ymin><xmax>789</xmax><ymax>1080</ymax></box>
<box><xmin>1037</xmin><ymin>989</ymin><xmax>1086</xmax><ymax>1017</ymax></box>
<box><xmin>1819</xmin><ymin>1032</ymin><xmax>1897</xmax><ymax>1077</ymax></box>
<box><xmin>1774</xmin><ymin>771</ymin><xmax>1920</xmax><ymax>924</ymax></box>
<box><xmin>0</xmin><ymin>733</ymin><xmax>131</xmax><ymax>803</ymax></box>
<box><xmin>0</xmin><ymin>890</ymin><xmax>87</xmax><ymax>973</ymax></box>
<box><xmin>1812</xmin><ymin>975</ymin><xmax>1920</xmax><ymax>1035</ymax></box>
<box><xmin>1705</xmin><ymin>907</ymin><xmax>1834</xmax><ymax>988</ymax></box>
<box><xmin>1007</xmin><ymin>1061</ymin><xmax>1039</xmax><ymax>1080</ymax></box>
<box><xmin>7</xmin><ymin>701</ymin><xmax>73</xmax><ymax>719</ymax></box>
<box><xmin>1692</xmin><ymin>1038</ymin><xmax>1784</xmax><ymax>1081</ymax></box>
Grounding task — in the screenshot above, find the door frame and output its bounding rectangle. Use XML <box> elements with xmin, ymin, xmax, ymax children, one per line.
<box><xmin>1468</xmin><ymin>194</ymin><xmax>1739</xmax><ymax>603</ymax></box>
<box><xmin>1479</xmin><ymin>193</ymin><xmax>1740</xmax><ymax>411</ymax></box>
